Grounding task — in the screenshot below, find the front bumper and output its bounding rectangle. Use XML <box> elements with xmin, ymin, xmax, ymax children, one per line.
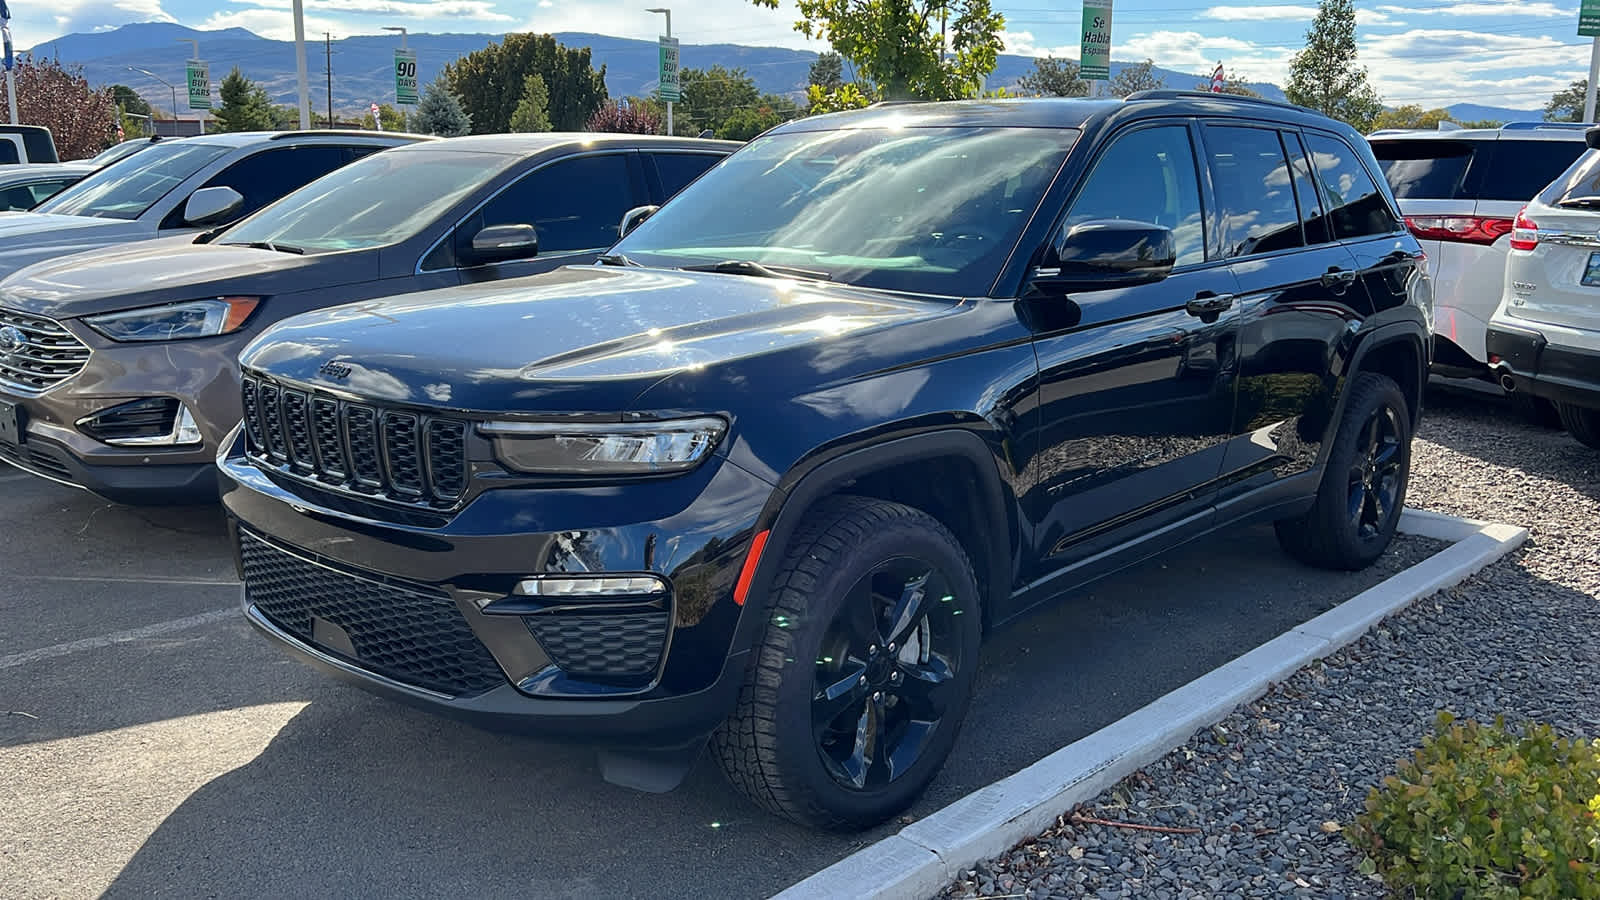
<box><xmin>220</xmin><ymin>442</ymin><xmax>777</xmax><ymax>749</ymax></box>
<box><xmin>0</xmin><ymin>429</ymin><xmax>216</xmax><ymax>503</ymax></box>
<box><xmin>1487</xmin><ymin>321</ymin><xmax>1600</xmax><ymax>411</ymax></box>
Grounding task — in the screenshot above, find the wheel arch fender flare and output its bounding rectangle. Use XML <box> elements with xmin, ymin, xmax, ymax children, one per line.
<box><xmin>1315</xmin><ymin>323</ymin><xmax>1428</xmax><ymax>465</ymax></box>
<box><xmin>733</xmin><ymin>430</ymin><xmax>1014</xmax><ymax>639</ymax></box>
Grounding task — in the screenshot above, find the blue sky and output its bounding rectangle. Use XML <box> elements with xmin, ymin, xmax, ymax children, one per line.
<box><xmin>9</xmin><ymin>1</ymin><xmax>1595</xmax><ymax>111</ymax></box>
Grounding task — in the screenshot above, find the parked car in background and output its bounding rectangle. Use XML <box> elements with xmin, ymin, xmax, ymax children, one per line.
<box><xmin>1369</xmin><ymin>123</ymin><xmax>1587</xmax><ymax>422</ymax></box>
<box><xmin>220</xmin><ymin>94</ymin><xmax>1430</xmax><ymax>830</ymax></box>
<box><xmin>0</xmin><ymin>130</ymin><xmax>427</xmax><ymax>279</ymax></box>
<box><xmin>0</xmin><ymin>125</ymin><xmax>58</xmax><ymax>165</ymax></box>
<box><xmin>0</xmin><ymin>133</ymin><xmax>737</xmax><ymax>503</ymax></box>
<box><xmin>1487</xmin><ymin>128</ymin><xmax>1600</xmax><ymax>449</ymax></box>
<box><xmin>84</xmin><ymin>135</ymin><xmax>170</xmax><ymax>168</ymax></box>
<box><xmin>0</xmin><ymin>163</ymin><xmax>96</xmax><ymax>211</ymax></box>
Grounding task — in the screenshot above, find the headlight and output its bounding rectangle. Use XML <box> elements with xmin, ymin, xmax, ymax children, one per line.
<box><xmin>83</xmin><ymin>297</ymin><xmax>261</xmax><ymax>342</ymax></box>
<box><xmin>480</xmin><ymin>416</ymin><xmax>726</xmax><ymax>475</ymax></box>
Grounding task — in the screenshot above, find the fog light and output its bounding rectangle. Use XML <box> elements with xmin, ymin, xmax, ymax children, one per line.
<box><xmin>77</xmin><ymin>398</ymin><xmax>202</xmax><ymax>447</ymax></box>
<box><xmin>514</xmin><ymin>574</ymin><xmax>668</xmax><ymax>598</ymax></box>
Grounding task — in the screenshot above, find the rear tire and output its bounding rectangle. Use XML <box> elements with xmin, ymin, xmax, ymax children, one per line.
<box><xmin>1557</xmin><ymin>402</ymin><xmax>1600</xmax><ymax>449</ymax></box>
<box><xmin>1275</xmin><ymin>373</ymin><xmax>1412</xmax><ymax>571</ymax></box>
<box><xmin>1509</xmin><ymin>392</ymin><xmax>1563</xmax><ymax>429</ymax></box>
<box><xmin>713</xmin><ymin>496</ymin><xmax>981</xmax><ymax>831</ymax></box>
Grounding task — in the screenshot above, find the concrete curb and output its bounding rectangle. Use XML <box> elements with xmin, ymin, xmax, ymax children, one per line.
<box><xmin>772</xmin><ymin>509</ymin><xmax>1529</xmax><ymax>900</ymax></box>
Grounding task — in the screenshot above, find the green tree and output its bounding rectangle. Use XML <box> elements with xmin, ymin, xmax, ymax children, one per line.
<box><xmin>1194</xmin><ymin>74</ymin><xmax>1261</xmax><ymax>98</ymax></box>
<box><xmin>444</xmin><ymin>34</ymin><xmax>607</xmax><ymax>133</ymax></box>
<box><xmin>361</xmin><ymin>103</ymin><xmax>409</xmax><ymax>132</ymax></box>
<box><xmin>212</xmin><ymin>67</ymin><xmax>276</xmax><ymax>132</ymax></box>
<box><xmin>413</xmin><ymin>75</ymin><xmax>473</xmax><ymax>136</ymax></box>
<box><xmin>717</xmin><ymin>93</ymin><xmax>800</xmax><ymax>141</ymax></box>
<box><xmin>1545</xmin><ymin>80</ymin><xmax>1587</xmax><ymax>123</ymax></box>
<box><xmin>0</xmin><ymin>58</ymin><xmax>119</xmax><ymax>158</ymax></box>
<box><xmin>109</xmin><ymin>84</ymin><xmax>152</xmax><ymax>118</ymax></box>
<box><xmin>675</xmin><ymin>65</ymin><xmax>761</xmax><ymax>136</ymax></box>
<box><xmin>751</xmin><ymin>0</ymin><xmax>1005</xmax><ymax>100</ymax></box>
<box><xmin>1371</xmin><ymin>104</ymin><xmax>1454</xmax><ymax>131</ymax></box>
<box><xmin>1017</xmin><ymin>57</ymin><xmax>1086</xmax><ymax>97</ymax></box>
<box><xmin>808</xmin><ymin>51</ymin><xmax>845</xmax><ymax>91</ymax></box>
<box><xmin>1109</xmin><ymin>59</ymin><xmax>1166</xmax><ymax>98</ymax></box>
<box><xmin>1285</xmin><ymin>0</ymin><xmax>1384</xmax><ymax>132</ymax></box>
<box><xmin>805</xmin><ymin>82</ymin><xmax>877</xmax><ymax>114</ymax></box>
<box><xmin>509</xmin><ymin>74</ymin><xmax>553</xmax><ymax>132</ymax></box>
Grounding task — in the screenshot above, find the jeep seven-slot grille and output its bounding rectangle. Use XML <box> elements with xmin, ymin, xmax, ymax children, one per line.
<box><xmin>242</xmin><ymin>373</ymin><xmax>468</xmax><ymax>507</ymax></box>
<box><xmin>0</xmin><ymin>308</ymin><xmax>93</xmax><ymax>395</ymax></box>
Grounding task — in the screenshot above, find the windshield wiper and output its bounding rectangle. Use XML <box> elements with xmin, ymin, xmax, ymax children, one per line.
<box><xmin>597</xmin><ymin>253</ymin><xmax>642</xmax><ymax>267</ymax></box>
<box><xmin>682</xmin><ymin>259</ymin><xmax>832</xmax><ymax>282</ymax></box>
<box><xmin>225</xmin><ymin>240</ymin><xmax>306</xmax><ymax>255</ymax></box>
<box><xmin>1558</xmin><ymin>197</ymin><xmax>1600</xmax><ymax>209</ymax></box>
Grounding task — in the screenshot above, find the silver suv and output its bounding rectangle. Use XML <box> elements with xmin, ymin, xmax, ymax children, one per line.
<box><xmin>1487</xmin><ymin>127</ymin><xmax>1600</xmax><ymax>449</ymax></box>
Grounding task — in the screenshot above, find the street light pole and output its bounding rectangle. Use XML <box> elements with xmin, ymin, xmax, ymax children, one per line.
<box><xmin>127</xmin><ymin>65</ymin><xmax>178</xmax><ymax>124</ymax></box>
<box><xmin>292</xmin><ymin>0</ymin><xmax>311</xmax><ymax>129</ymax></box>
<box><xmin>383</xmin><ymin>25</ymin><xmax>408</xmax><ymax>51</ymax></box>
<box><xmin>176</xmin><ymin>39</ymin><xmax>204</xmax><ymax>132</ymax></box>
<box><xmin>646</xmin><ymin>7</ymin><xmax>672</xmax><ymax>135</ymax></box>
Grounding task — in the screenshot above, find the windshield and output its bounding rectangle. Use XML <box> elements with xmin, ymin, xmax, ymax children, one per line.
<box><xmin>611</xmin><ymin>126</ymin><xmax>1076</xmax><ymax>295</ymax></box>
<box><xmin>36</xmin><ymin>141</ymin><xmax>230</xmax><ymax>220</ymax></box>
<box><xmin>90</xmin><ymin>141</ymin><xmax>148</xmax><ymax>167</ymax></box>
<box><xmin>220</xmin><ymin>148</ymin><xmax>508</xmax><ymax>252</ymax></box>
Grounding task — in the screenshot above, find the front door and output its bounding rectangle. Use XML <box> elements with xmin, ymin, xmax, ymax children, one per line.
<box><xmin>1021</xmin><ymin>121</ymin><xmax>1240</xmax><ymax>582</ymax></box>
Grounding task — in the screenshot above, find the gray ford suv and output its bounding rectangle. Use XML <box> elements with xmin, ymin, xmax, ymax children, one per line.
<box><xmin>0</xmin><ymin>134</ymin><xmax>736</xmax><ymax>503</ymax></box>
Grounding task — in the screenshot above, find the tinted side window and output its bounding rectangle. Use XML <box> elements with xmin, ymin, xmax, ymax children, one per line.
<box><xmin>1304</xmin><ymin>134</ymin><xmax>1398</xmax><ymax>240</ymax></box>
<box><xmin>1065</xmin><ymin>125</ymin><xmax>1205</xmax><ymax>266</ymax></box>
<box><xmin>0</xmin><ymin>142</ymin><xmax>18</xmax><ymax>165</ymax></box>
<box><xmin>203</xmin><ymin>146</ymin><xmax>353</xmax><ymax>219</ymax></box>
<box><xmin>1481</xmin><ymin>139</ymin><xmax>1588</xmax><ymax>202</ymax></box>
<box><xmin>1539</xmin><ymin>148</ymin><xmax>1600</xmax><ymax>206</ymax></box>
<box><xmin>1208</xmin><ymin>126</ymin><xmax>1302</xmax><ymax>257</ymax></box>
<box><xmin>1371</xmin><ymin>140</ymin><xmax>1476</xmax><ymax>200</ymax></box>
<box><xmin>652</xmin><ymin>152</ymin><xmax>722</xmax><ymax>199</ymax></box>
<box><xmin>29</xmin><ymin>181</ymin><xmax>74</xmax><ymax>205</ymax></box>
<box><xmin>1285</xmin><ymin>133</ymin><xmax>1331</xmax><ymax>245</ymax></box>
<box><xmin>2</xmin><ymin>185</ymin><xmax>36</xmax><ymax>210</ymax></box>
<box><xmin>477</xmin><ymin>153</ymin><xmax>636</xmax><ymax>254</ymax></box>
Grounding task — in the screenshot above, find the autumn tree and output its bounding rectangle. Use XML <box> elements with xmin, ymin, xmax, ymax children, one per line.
<box><xmin>751</xmin><ymin>0</ymin><xmax>1005</xmax><ymax>100</ymax></box>
<box><xmin>1017</xmin><ymin>57</ymin><xmax>1086</xmax><ymax>97</ymax></box>
<box><xmin>1285</xmin><ymin>0</ymin><xmax>1383</xmax><ymax>132</ymax></box>
<box><xmin>0</xmin><ymin>58</ymin><xmax>118</xmax><ymax>159</ymax></box>
<box><xmin>213</xmin><ymin>68</ymin><xmax>276</xmax><ymax>132</ymax></box>
<box><xmin>1545</xmin><ymin>80</ymin><xmax>1587</xmax><ymax>123</ymax></box>
<box><xmin>444</xmin><ymin>34</ymin><xmax>606</xmax><ymax>133</ymax></box>
<box><xmin>586</xmin><ymin>100</ymin><xmax>663</xmax><ymax>134</ymax></box>
<box><xmin>1371</xmin><ymin>104</ymin><xmax>1454</xmax><ymax>131</ymax></box>
<box><xmin>1110</xmin><ymin>59</ymin><xmax>1166</xmax><ymax>98</ymax></box>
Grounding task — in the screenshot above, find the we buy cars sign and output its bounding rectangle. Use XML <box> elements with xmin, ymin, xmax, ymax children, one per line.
<box><xmin>1583</xmin><ymin>0</ymin><xmax>1600</xmax><ymax>37</ymax></box>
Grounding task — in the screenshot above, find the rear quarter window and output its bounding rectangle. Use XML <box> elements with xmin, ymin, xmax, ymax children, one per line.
<box><xmin>1480</xmin><ymin>139</ymin><xmax>1588</xmax><ymax>202</ymax></box>
<box><xmin>1539</xmin><ymin>148</ymin><xmax>1600</xmax><ymax>206</ymax></box>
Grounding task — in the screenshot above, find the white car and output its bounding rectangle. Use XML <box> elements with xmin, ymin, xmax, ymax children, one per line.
<box><xmin>1487</xmin><ymin>131</ymin><xmax>1600</xmax><ymax>449</ymax></box>
<box><xmin>1369</xmin><ymin>124</ymin><xmax>1588</xmax><ymax>394</ymax></box>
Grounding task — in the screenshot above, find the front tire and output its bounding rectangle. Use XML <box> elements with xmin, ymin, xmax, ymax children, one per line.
<box><xmin>714</xmin><ymin>496</ymin><xmax>981</xmax><ymax>831</ymax></box>
<box><xmin>1557</xmin><ymin>402</ymin><xmax>1600</xmax><ymax>449</ymax></box>
<box><xmin>1276</xmin><ymin>373</ymin><xmax>1412</xmax><ymax>571</ymax></box>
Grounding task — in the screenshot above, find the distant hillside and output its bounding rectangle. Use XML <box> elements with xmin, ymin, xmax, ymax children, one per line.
<box><xmin>34</xmin><ymin>22</ymin><xmax>1283</xmax><ymax>115</ymax></box>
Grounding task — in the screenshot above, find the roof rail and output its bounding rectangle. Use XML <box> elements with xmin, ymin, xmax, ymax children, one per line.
<box><xmin>1123</xmin><ymin>89</ymin><xmax>1307</xmax><ymax>112</ymax></box>
<box><xmin>267</xmin><ymin>129</ymin><xmax>436</xmax><ymax>140</ymax></box>
<box><xmin>1500</xmin><ymin>121</ymin><xmax>1592</xmax><ymax>131</ymax></box>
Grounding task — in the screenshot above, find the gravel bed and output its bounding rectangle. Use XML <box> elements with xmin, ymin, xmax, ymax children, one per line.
<box><xmin>941</xmin><ymin>389</ymin><xmax>1600</xmax><ymax>900</ymax></box>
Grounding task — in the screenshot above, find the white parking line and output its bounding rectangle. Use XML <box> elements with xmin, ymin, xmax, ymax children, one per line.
<box><xmin>0</xmin><ymin>608</ymin><xmax>237</xmax><ymax>670</ymax></box>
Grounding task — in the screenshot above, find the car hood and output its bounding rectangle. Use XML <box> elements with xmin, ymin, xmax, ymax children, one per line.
<box><xmin>0</xmin><ymin>212</ymin><xmax>149</xmax><ymax>279</ymax></box>
<box><xmin>242</xmin><ymin>265</ymin><xmax>959</xmax><ymax>412</ymax></box>
<box><xmin>0</xmin><ymin>238</ymin><xmax>363</xmax><ymax>318</ymax></box>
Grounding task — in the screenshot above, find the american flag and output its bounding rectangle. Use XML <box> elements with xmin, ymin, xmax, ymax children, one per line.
<box><xmin>1210</xmin><ymin>62</ymin><xmax>1225</xmax><ymax>93</ymax></box>
<box><xmin>370</xmin><ymin>102</ymin><xmax>382</xmax><ymax>131</ymax></box>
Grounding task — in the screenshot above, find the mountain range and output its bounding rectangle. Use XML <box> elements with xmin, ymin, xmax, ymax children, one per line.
<box><xmin>27</xmin><ymin>22</ymin><xmax>1542</xmax><ymax>124</ymax></box>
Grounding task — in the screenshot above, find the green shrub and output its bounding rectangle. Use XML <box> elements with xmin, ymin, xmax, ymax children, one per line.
<box><xmin>1350</xmin><ymin>712</ymin><xmax>1600</xmax><ymax>898</ymax></box>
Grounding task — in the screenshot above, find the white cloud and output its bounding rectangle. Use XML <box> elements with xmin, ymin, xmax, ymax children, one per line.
<box><xmin>1202</xmin><ymin>6</ymin><xmax>1316</xmax><ymax>22</ymax></box>
<box><xmin>1377</xmin><ymin>2</ymin><xmax>1573</xmax><ymax>16</ymax></box>
<box><xmin>1117</xmin><ymin>29</ymin><xmax>1295</xmax><ymax>82</ymax></box>
<box><xmin>520</xmin><ymin>0</ymin><xmax>819</xmax><ymax>50</ymax></box>
<box><xmin>1000</xmin><ymin>29</ymin><xmax>1079</xmax><ymax>59</ymax></box>
<box><xmin>200</xmin><ymin>8</ymin><xmax>348</xmax><ymax>39</ymax></box>
<box><xmin>14</xmin><ymin>0</ymin><xmax>175</xmax><ymax>48</ymax></box>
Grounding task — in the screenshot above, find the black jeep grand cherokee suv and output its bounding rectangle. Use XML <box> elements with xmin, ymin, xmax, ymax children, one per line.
<box><xmin>220</xmin><ymin>93</ymin><xmax>1431</xmax><ymax>830</ymax></box>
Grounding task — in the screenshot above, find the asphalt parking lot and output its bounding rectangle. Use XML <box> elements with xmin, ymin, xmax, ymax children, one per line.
<box><xmin>0</xmin><ymin>468</ymin><xmax>1444</xmax><ymax>900</ymax></box>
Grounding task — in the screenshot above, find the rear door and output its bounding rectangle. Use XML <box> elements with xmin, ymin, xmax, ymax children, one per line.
<box><xmin>1303</xmin><ymin>131</ymin><xmax>1420</xmax><ymax>320</ymax></box>
<box><xmin>1209</xmin><ymin>124</ymin><xmax>1363</xmax><ymax>506</ymax></box>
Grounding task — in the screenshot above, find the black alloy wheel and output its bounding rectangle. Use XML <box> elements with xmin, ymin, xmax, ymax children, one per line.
<box><xmin>1347</xmin><ymin>405</ymin><xmax>1404</xmax><ymax>542</ymax></box>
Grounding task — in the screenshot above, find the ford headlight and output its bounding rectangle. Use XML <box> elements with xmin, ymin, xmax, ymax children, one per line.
<box><xmin>84</xmin><ymin>297</ymin><xmax>261</xmax><ymax>342</ymax></box>
<box><xmin>480</xmin><ymin>417</ymin><xmax>726</xmax><ymax>475</ymax></box>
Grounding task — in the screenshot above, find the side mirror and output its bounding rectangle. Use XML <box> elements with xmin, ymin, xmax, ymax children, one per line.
<box><xmin>1586</xmin><ymin>125</ymin><xmax>1600</xmax><ymax>151</ymax></box>
<box><xmin>1032</xmin><ymin>219</ymin><xmax>1176</xmax><ymax>293</ymax></box>
<box><xmin>467</xmin><ymin>224</ymin><xmax>539</xmax><ymax>265</ymax></box>
<box><xmin>620</xmin><ymin>205</ymin><xmax>660</xmax><ymax>238</ymax></box>
<box><xmin>183</xmin><ymin>186</ymin><xmax>245</xmax><ymax>227</ymax></box>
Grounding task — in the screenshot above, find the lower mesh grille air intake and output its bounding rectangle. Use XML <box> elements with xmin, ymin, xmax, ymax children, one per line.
<box><xmin>239</xmin><ymin>530</ymin><xmax>506</xmax><ymax>697</ymax></box>
<box><xmin>525</xmin><ymin>611</ymin><xmax>670</xmax><ymax>681</ymax></box>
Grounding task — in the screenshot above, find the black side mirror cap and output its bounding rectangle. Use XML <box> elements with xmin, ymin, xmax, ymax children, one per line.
<box><xmin>1031</xmin><ymin>219</ymin><xmax>1177</xmax><ymax>293</ymax></box>
<box><xmin>467</xmin><ymin>224</ymin><xmax>539</xmax><ymax>265</ymax></box>
<box><xmin>1586</xmin><ymin>126</ymin><xmax>1600</xmax><ymax>151</ymax></box>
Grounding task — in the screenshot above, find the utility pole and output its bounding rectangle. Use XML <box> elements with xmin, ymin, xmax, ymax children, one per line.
<box><xmin>1586</xmin><ymin>34</ymin><xmax>1599</xmax><ymax>123</ymax></box>
<box><xmin>324</xmin><ymin>33</ymin><xmax>334</xmax><ymax>128</ymax></box>
<box><xmin>292</xmin><ymin>0</ymin><xmax>311</xmax><ymax>128</ymax></box>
